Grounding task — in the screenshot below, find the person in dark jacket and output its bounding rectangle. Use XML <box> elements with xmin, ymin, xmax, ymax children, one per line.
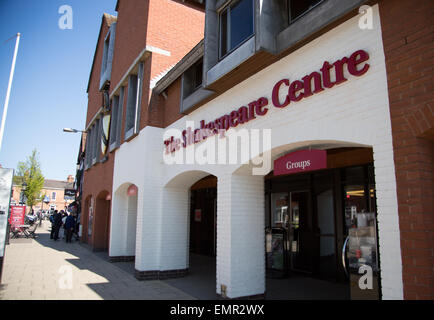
<box><xmin>49</xmin><ymin>210</ymin><xmax>56</xmax><ymax>239</ymax></box>
<box><xmin>52</xmin><ymin>210</ymin><xmax>63</xmax><ymax>241</ymax></box>
<box><xmin>64</xmin><ymin>213</ymin><xmax>75</xmax><ymax>243</ymax></box>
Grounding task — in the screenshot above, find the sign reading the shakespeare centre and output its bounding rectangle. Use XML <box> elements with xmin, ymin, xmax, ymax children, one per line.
<box><xmin>164</xmin><ymin>49</ymin><xmax>370</xmax><ymax>154</ymax></box>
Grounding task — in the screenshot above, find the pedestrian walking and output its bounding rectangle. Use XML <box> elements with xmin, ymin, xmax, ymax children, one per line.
<box><xmin>51</xmin><ymin>210</ymin><xmax>63</xmax><ymax>241</ymax></box>
<box><xmin>59</xmin><ymin>211</ymin><xmax>67</xmax><ymax>240</ymax></box>
<box><xmin>64</xmin><ymin>212</ymin><xmax>75</xmax><ymax>243</ymax></box>
<box><xmin>49</xmin><ymin>210</ymin><xmax>56</xmax><ymax>239</ymax></box>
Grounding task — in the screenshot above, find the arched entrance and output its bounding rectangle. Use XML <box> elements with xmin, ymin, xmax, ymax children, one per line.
<box><xmin>110</xmin><ymin>183</ymin><xmax>138</xmax><ymax>260</ymax></box>
<box><xmin>190</xmin><ymin>175</ymin><xmax>217</xmax><ymax>257</ymax></box>
<box><xmin>155</xmin><ymin>170</ymin><xmax>218</xmax><ymax>299</ymax></box>
<box><xmin>233</xmin><ymin>141</ymin><xmax>381</xmax><ymax>299</ymax></box>
<box><xmin>93</xmin><ymin>190</ymin><xmax>111</xmax><ymax>251</ymax></box>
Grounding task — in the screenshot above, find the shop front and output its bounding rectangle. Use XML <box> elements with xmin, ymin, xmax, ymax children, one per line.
<box><xmin>265</xmin><ymin>147</ymin><xmax>380</xmax><ymax>299</ymax></box>
<box><xmin>110</xmin><ymin>5</ymin><xmax>403</xmax><ymax>299</ymax></box>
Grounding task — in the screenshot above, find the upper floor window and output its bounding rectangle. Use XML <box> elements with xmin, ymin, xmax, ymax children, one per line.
<box><xmin>288</xmin><ymin>0</ymin><xmax>323</xmax><ymax>23</ymax></box>
<box><xmin>109</xmin><ymin>87</ymin><xmax>124</xmax><ymax>151</ymax></box>
<box><xmin>84</xmin><ymin>116</ymin><xmax>103</xmax><ymax>170</ymax></box>
<box><xmin>100</xmin><ymin>23</ymin><xmax>117</xmax><ymax>90</ymax></box>
<box><xmin>182</xmin><ymin>59</ymin><xmax>203</xmax><ymax>98</ymax></box>
<box><xmin>124</xmin><ymin>62</ymin><xmax>144</xmax><ymax>140</ymax></box>
<box><xmin>102</xmin><ymin>34</ymin><xmax>110</xmax><ymax>73</ymax></box>
<box><xmin>219</xmin><ymin>0</ymin><xmax>254</xmax><ymax>59</ymax></box>
<box><xmin>51</xmin><ymin>192</ymin><xmax>56</xmax><ymax>201</ymax></box>
<box><xmin>91</xmin><ymin>118</ymin><xmax>101</xmax><ymax>165</ymax></box>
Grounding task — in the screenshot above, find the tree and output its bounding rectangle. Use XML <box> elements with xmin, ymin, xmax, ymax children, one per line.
<box><xmin>13</xmin><ymin>149</ymin><xmax>45</xmax><ymax>211</ymax></box>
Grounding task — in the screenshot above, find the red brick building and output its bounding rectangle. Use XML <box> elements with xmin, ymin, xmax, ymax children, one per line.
<box><xmin>79</xmin><ymin>0</ymin><xmax>433</xmax><ymax>299</ymax></box>
<box><xmin>81</xmin><ymin>1</ymin><xmax>204</xmax><ymax>251</ymax></box>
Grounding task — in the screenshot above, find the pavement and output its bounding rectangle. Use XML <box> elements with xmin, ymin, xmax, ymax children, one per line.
<box><xmin>0</xmin><ymin>220</ymin><xmax>195</xmax><ymax>300</ymax></box>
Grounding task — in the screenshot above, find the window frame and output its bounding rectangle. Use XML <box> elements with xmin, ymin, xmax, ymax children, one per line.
<box><xmin>99</xmin><ymin>23</ymin><xmax>117</xmax><ymax>90</ymax></box>
<box><xmin>193</xmin><ymin>59</ymin><xmax>203</xmax><ymax>91</ymax></box>
<box><xmin>218</xmin><ymin>0</ymin><xmax>255</xmax><ymax>60</ymax></box>
<box><xmin>101</xmin><ymin>31</ymin><xmax>111</xmax><ymax>75</ymax></box>
<box><xmin>124</xmin><ymin>62</ymin><xmax>144</xmax><ymax>140</ymax></box>
<box><xmin>287</xmin><ymin>0</ymin><xmax>325</xmax><ymax>25</ymax></box>
<box><xmin>109</xmin><ymin>86</ymin><xmax>124</xmax><ymax>151</ymax></box>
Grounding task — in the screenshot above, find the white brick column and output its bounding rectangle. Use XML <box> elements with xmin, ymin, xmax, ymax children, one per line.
<box><xmin>135</xmin><ymin>186</ymin><xmax>161</xmax><ymax>273</ymax></box>
<box><xmin>373</xmin><ymin>145</ymin><xmax>404</xmax><ymax>299</ymax></box>
<box><xmin>158</xmin><ymin>187</ymin><xmax>190</xmax><ymax>272</ymax></box>
<box><xmin>216</xmin><ymin>173</ymin><xmax>265</xmax><ymax>298</ymax></box>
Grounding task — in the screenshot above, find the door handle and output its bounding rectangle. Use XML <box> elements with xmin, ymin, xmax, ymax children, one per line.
<box><xmin>342</xmin><ymin>235</ymin><xmax>349</xmax><ymax>278</ymax></box>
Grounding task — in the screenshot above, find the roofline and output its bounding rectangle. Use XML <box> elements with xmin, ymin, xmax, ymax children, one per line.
<box><xmin>154</xmin><ymin>39</ymin><xmax>204</xmax><ymax>94</ymax></box>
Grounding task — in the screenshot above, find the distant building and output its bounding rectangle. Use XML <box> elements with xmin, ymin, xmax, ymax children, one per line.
<box><xmin>11</xmin><ymin>175</ymin><xmax>75</xmax><ymax>212</ymax></box>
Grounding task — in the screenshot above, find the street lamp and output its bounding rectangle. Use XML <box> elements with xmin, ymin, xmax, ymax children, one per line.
<box><xmin>63</xmin><ymin>128</ymin><xmax>86</xmax><ymax>133</ymax></box>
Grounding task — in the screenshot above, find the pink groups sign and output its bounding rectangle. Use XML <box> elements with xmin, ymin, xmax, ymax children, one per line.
<box><xmin>274</xmin><ymin>149</ymin><xmax>327</xmax><ymax>176</ymax></box>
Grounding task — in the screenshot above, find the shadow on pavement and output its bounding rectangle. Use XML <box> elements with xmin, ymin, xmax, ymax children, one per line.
<box><xmin>32</xmin><ymin>222</ymin><xmax>349</xmax><ymax>300</ymax></box>
<box><xmin>31</xmin><ymin>222</ymin><xmax>193</xmax><ymax>300</ymax></box>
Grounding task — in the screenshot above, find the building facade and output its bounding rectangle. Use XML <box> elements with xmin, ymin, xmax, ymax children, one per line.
<box><xmin>80</xmin><ymin>0</ymin><xmax>434</xmax><ymax>299</ymax></box>
<box><xmin>11</xmin><ymin>175</ymin><xmax>75</xmax><ymax>212</ymax></box>
<box><xmin>81</xmin><ymin>0</ymin><xmax>205</xmax><ymax>252</ymax></box>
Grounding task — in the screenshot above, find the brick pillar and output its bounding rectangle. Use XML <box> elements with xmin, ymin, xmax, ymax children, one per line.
<box><xmin>134</xmin><ymin>187</ymin><xmax>161</xmax><ymax>279</ymax></box>
<box><xmin>158</xmin><ymin>187</ymin><xmax>190</xmax><ymax>276</ymax></box>
<box><xmin>379</xmin><ymin>0</ymin><xmax>434</xmax><ymax>299</ymax></box>
<box><xmin>216</xmin><ymin>173</ymin><xmax>265</xmax><ymax>299</ymax></box>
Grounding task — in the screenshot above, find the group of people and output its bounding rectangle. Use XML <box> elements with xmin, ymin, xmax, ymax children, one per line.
<box><xmin>49</xmin><ymin>210</ymin><xmax>78</xmax><ymax>243</ymax></box>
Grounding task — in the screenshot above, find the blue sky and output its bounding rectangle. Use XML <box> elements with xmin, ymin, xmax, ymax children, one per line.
<box><xmin>0</xmin><ymin>0</ymin><xmax>117</xmax><ymax>181</ymax></box>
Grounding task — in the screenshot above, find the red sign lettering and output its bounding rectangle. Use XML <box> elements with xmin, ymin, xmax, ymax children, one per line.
<box><xmin>164</xmin><ymin>49</ymin><xmax>370</xmax><ymax>154</ymax></box>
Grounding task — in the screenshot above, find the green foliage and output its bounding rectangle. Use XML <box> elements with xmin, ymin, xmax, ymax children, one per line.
<box><xmin>14</xmin><ymin>149</ymin><xmax>45</xmax><ymax>209</ymax></box>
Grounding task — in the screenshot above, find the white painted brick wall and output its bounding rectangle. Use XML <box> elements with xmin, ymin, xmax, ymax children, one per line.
<box><xmin>216</xmin><ymin>173</ymin><xmax>265</xmax><ymax>298</ymax></box>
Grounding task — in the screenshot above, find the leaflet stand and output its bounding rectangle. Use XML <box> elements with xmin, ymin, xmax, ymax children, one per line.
<box><xmin>265</xmin><ymin>227</ymin><xmax>289</xmax><ymax>278</ymax></box>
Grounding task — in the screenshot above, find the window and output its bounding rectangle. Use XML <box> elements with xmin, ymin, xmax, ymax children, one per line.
<box><xmin>86</xmin><ymin>124</ymin><xmax>95</xmax><ymax>168</ymax></box>
<box><xmin>51</xmin><ymin>192</ymin><xmax>56</xmax><ymax>201</ymax></box>
<box><xmin>219</xmin><ymin>0</ymin><xmax>254</xmax><ymax>59</ymax></box>
<box><xmin>124</xmin><ymin>62</ymin><xmax>144</xmax><ymax>140</ymax></box>
<box><xmin>102</xmin><ymin>34</ymin><xmax>110</xmax><ymax>74</ymax></box>
<box><xmin>90</xmin><ymin>122</ymin><xmax>99</xmax><ymax>165</ymax></box>
<box><xmin>99</xmin><ymin>23</ymin><xmax>116</xmax><ymax>90</ymax></box>
<box><xmin>84</xmin><ymin>116</ymin><xmax>103</xmax><ymax>169</ymax></box>
<box><xmin>182</xmin><ymin>59</ymin><xmax>203</xmax><ymax>98</ymax></box>
<box><xmin>109</xmin><ymin>87</ymin><xmax>124</xmax><ymax>150</ymax></box>
<box><xmin>193</xmin><ymin>60</ymin><xmax>203</xmax><ymax>90</ymax></box>
<box><xmin>288</xmin><ymin>0</ymin><xmax>323</xmax><ymax>23</ymax></box>
<box><xmin>93</xmin><ymin>117</ymin><xmax>102</xmax><ymax>163</ymax></box>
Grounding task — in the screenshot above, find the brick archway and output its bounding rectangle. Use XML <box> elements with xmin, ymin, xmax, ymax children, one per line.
<box><xmin>93</xmin><ymin>190</ymin><xmax>111</xmax><ymax>252</ymax></box>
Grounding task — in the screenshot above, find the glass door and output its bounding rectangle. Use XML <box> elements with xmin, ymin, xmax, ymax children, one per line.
<box><xmin>267</xmin><ymin>193</ymin><xmax>290</xmax><ymax>277</ymax></box>
<box><xmin>289</xmin><ymin>191</ymin><xmax>314</xmax><ymax>273</ymax></box>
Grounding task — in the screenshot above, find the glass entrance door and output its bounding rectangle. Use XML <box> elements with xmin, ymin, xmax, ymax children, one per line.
<box><xmin>289</xmin><ymin>191</ymin><xmax>314</xmax><ymax>273</ymax></box>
